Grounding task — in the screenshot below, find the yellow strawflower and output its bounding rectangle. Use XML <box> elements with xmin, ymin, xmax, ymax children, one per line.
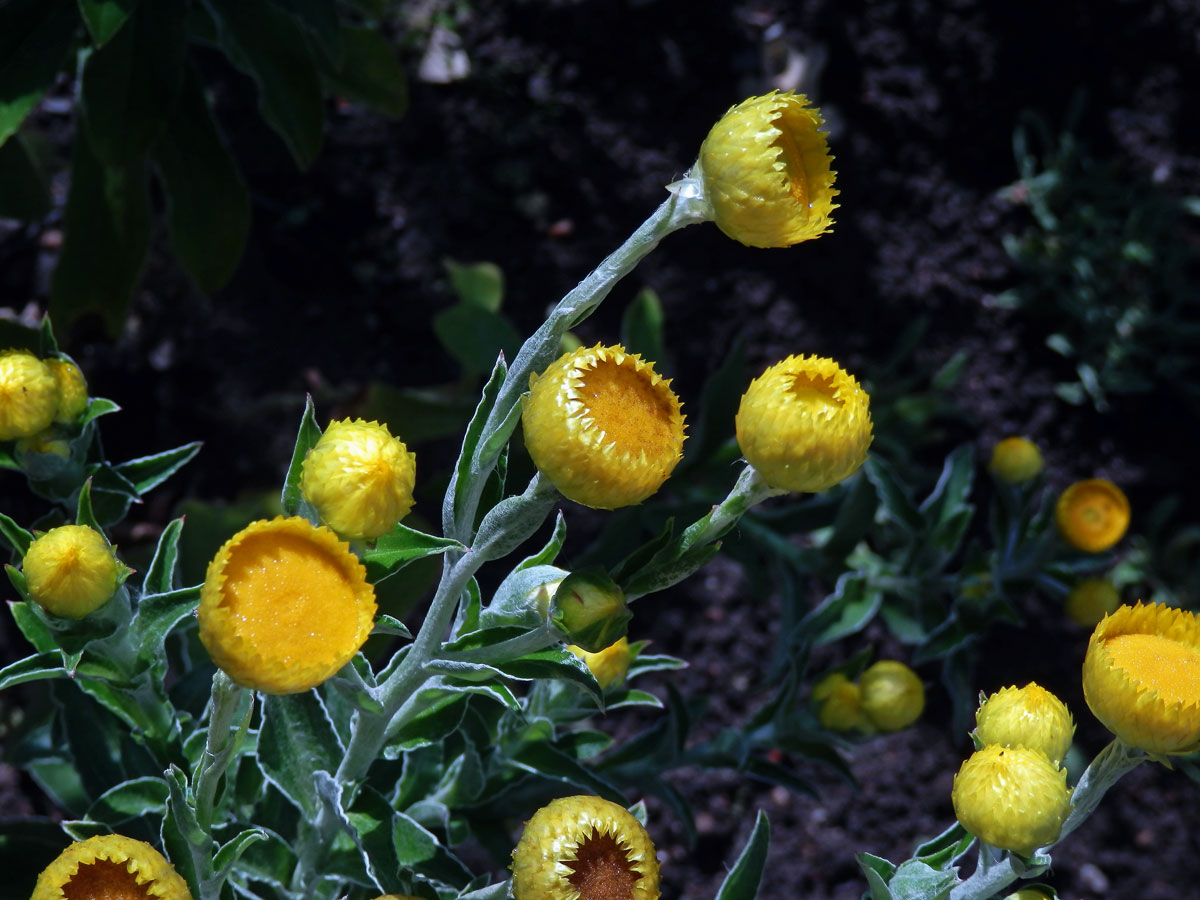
<box><xmin>33</xmin><ymin>833</ymin><xmax>192</xmax><ymax>900</ymax></box>
<box><xmin>859</xmin><ymin>660</ymin><xmax>924</xmax><ymax>732</ymax></box>
<box><xmin>522</xmin><ymin>344</ymin><xmax>685</xmax><ymax>509</ymax></box>
<box><xmin>988</xmin><ymin>436</ymin><xmax>1043</xmax><ymax>483</ymax></box>
<box><xmin>23</xmin><ymin>524</ymin><xmax>121</xmax><ymax>619</ymax></box>
<box><xmin>1003</xmin><ymin>889</ymin><xmax>1054</xmax><ymax>900</ymax></box>
<box><xmin>1055</xmin><ymin>478</ymin><xmax>1130</xmax><ymax>553</ymax></box>
<box><xmin>696</xmin><ymin>91</ymin><xmax>838</xmax><ymax>247</ymax></box>
<box><xmin>1082</xmin><ymin>602</ymin><xmax>1200</xmax><ymax>754</ymax></box>
<box><xmin>569</xmin><ymin>637</ymin><xmax>634</xmax><ymax>691</ymax></box>
<box><xmin>1065</xmin><ymin>578</ymin><xmax>1121</xmax><ymax>627</ymax></box>
<box><xmin>511</xmin><ymin>795</ymin><xmax>660</xmax><ymax>900</ymax></box>
<box><xmin>300</xmin><ymin>418</ymin><xmax>417</xmax><ymax>540</ymax></box>
<box><xmin>735</xmin><ymin>354</ymin><xmax>871</xmax><ymax>493</ymax></box>
<box><xmin>975</xmin><ymin>683</ymin><xmax>1075</xmax><ymax>767</ymax></box>
<box><xmin>0</xmin><ymin>348</ymin><xmax>60</xmax><ymax>441</ymax></box>
<box><xmin>48</xmin><ymin>357</ymin><xmax>88</xmax><ymax>423</ymax></box>
<box><xmin>951</xmin><ymin>745</ymin><xmax>1072</xmax><ymax>856</ymax></box>
<box><xmin>812</xmin><ymin>672</ymin><xmax>867</xmax><ymax>732</ymax></box>
<box><xmin>198</xmin><ymin>517</ymin><xmax>377</xmax><ymax>694</ymax></box>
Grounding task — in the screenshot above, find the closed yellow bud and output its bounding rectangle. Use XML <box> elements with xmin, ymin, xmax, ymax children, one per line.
<box><xmin>550</xmin><ymin>570</ymin><xmax>631</xmax><ymax>653</ymax></box>
<box><xmin>988</xmin><ymin>436</ymin><xmax>1043</xmax><ymax>483</ymax></box>
<box><xmin>1055</xmin><ymin>478</ymin><xmax>1129</xmax><ymax>553</ymax></box>
<box><xmin>16</xmin><ymin>430</ymin><xmax>71</xmax><ymax>459</ymax></box>
<box><xmin>813</xmin><ymin>672</ymin><xmax>866</xmax><ymax>732</ymax></box>
<box><xmin>859</xmin><ymin>660</ymin><xmax>924</xmax><ymax>732</ymax></box>
<box><xmin>47</xmin><ymin>358</ymin><xmax>88</xmax><ymax>423</ymax></box>
<box><xmin>23</xmin><ymin>524</ymin><xmax>121</xmax><ymax>618</ymax></box>
<box><xmin>975</xmin><ymin>683</ymin><xmax>1075</xmax><ymax>767</ymax></box>
<box><xmin>569</xmin><ymin>637</ymin><xmax>634</xmax><ymax>691</ymax></box>
<box><xmin>1065</xmin><ymin>578</ymin><xmax>1121</xmax><ymax>627</ymax></box>
<box><xmin>0</xmin><ymin>349</ymin><xmax>60</xmax><ymax>441</ymax></box>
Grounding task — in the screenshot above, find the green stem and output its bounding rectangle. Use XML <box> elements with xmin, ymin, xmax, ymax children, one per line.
<box><xmin>192</xmin><ymin>671</ymin><xmax>251</xmax><ymax>831</ymax></box>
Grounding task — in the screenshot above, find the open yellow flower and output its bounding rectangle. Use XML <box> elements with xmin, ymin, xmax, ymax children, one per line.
<box><xmin>522</xmin><ymin>344</ymin><xmax>685</xmax><ymax>509</ymax></box>
<box><xmin>1055</xmin><ymin>478</ymin><xmax>1130</xmax><ymax>553</ymax></box>
<box><xmin>735</xmin><ymin>354</ymin><xmax>871</xmax><ymax>493</ymax></box>
<box><xmin>988</xmin><ymin>436</ymin><xmax>1043</xmax><ymax>484</ymax></box>
<box><xmin>975</xmin><ymin>683</ymin><xmax>1075</xmax><ymax>767</ymax></box>
<box><xmin>569</xmin><ymin>637</ymin><xmax>634</xmax><ymax>691</ymax></box>
<box><xmin>0</xmin><ymin>349</ymin><xmax>60</xmax><ymax>441</ymax></box>
<box><xmin>48</xmin><ymin>358</ymin><xmax>89</xmax><ymax>423</ymax></box>
<box><xmin>1065</xmin><ymin>578</ymin><xmax>1121</xmax><ymax>627</ymax></box>
<box><xmin>859</xmin><ymin>660</ymin><xmax>924</xmax><ymax>732</ymax></box>
<box><xmin>300</xmin><ymin>418</ymin><xmax>417</xmax><ymax>540</ymax></box>
<box><xmin>1082</xmin><ymin>602</ymin><xmax>1200</xmax><ymax>754</ymax></box>
<box><xmin>696</xmin><ymin>91</ymin><xmax>838</xmax><ymax>247</ymax></box>
<box><xmin>198</xmin><ymin>517</ymin><xmax>376</xmax><ymax>694</ymax></box>
<box><xmin>23</xmin><ymin>524</ymin><xmax>122</xmax><ymax>619</ymax></box>
<box><xmin>33</xmin><ymin>833</ymin><xmax>192</xmax><ymax>900</ymax></box>
<box><xmin>511</xmin><ymin>795</ymin><xmax>660</xmax><ymax>900</ymax></box>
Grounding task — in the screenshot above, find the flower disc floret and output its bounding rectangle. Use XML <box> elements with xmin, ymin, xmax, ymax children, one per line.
<box><xmin>300</xmin><ymin>418</ymin><xmax>417</xmax><ymax>540</ymax></box>
<box><xmin>511</xmin><ymin>795</ymin><xmax>660</xmax><ymax>900</ymax></box>
<box><xmin>859</xmin><ymin>660</ymin><xmax>924</xmax><ymax>732</ymax></box>
<box><xmin>199</xmin><ymin>516</ymin><xmax>376</xmax><ymax>694</ymax></box>
<box><xmin>33</xmin><ymin>833</ymin><xmax>193</xmax><ymax>900</ymax></box>
<box><xmin>951</xmin><ymin>745</ymin><xmax>1072</xmax><ymax>856</ymax></box>
<box><xmin>1055</xmin><ymin>478</ymin><xmax>1130</xmax><ymax>553</ymax></box>
<box><xmin>988</xmin><ymin>437</ymin><xmax>1043</xmax><ymax>484</ymax></box>
<box><xmin>975</xmin><ymin>683</ymin><xmax>1075</xmax><ymax>767</ymax></box>
<box><xmin>0</xmin><ymin>349</ymin><xmax>60</xmax><ymax>441</ymax></box>
<box><xmin>23</xmin><ymin>524</ymin><xmax>121</xmax><ymax>618</ymax></box>
<box><xmin>1065</xmin><ymin>578</ymin><xmax>1121</xmax><ymax>627</ymax></box>
<box><xmin>736</xmin><ymin>354</ymin><xmax>871</xmax><ymax>493</ymax></box>
<box><xmin>522</xmin><ymin>344</ymin><xmax>686</xmax><ymax>509</ymax></box>
<box><xmin>696</xmin><ymin>91</ymin><xmax>838</xmax><ymax>247</ymax></box>
<box><xmin>1082</xmin><ymin>602</ymin><xmax>1200</xmax><ymax>754</ymax></box>
<box><xmin>48</xmin><ymin>358</ymin><xmax>88</xmax><ymax>423</ymax></box>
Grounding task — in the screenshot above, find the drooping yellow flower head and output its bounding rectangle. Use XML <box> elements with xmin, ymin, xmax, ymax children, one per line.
<box><xmin>569</xmin><ymin>637</ymin><xmax>634</xmax><ymax>691</ymax></box>
<box><xmin>1055</xmin><ymin>478</ymin><xmax>1130</xmax><ymax>553</ymax></box>
<box><xmin>199</xmin><ymin>517</ymin><xmax>377</xmax><ymax>694</ymax></box>
<box><xmin>522</xmin><ymin>344</ymin><xmax>686</xmax><ymax>509</ymax></box>
<box><xmin>696</xmin><ymin>91</ymin><xmax>838</xmax><ymax>248</ymax></box>
<box><xmin>812</xmin><ymin>672</ymin><xmax>867</xmax><ymax>732</ymax></box>
<box><xmin>859</xmin><ymin>660</ymin><xmax>924</xmax><ymax>732</ymax></box>
<box><xmin>988</xmin><ymin>436</ymin><xmax>1043</xmax><ymax>484</ymax></box>
<box><xmin>300</xmin><ymin>418</ymin><xmax>417</xmax><ymax>540</ymax></box>
<box><xmin>511</xmin><ymin>795</ymin><xmax>660</xmax><ymax>900</ymax></box>
<box><xmin>1082</xmin><ymin>602</ymin><xmax>1200</xmax><ymax>754</ymax></box>
<box><xmin>1065</xmin><ymin>578</ymin><xmax>1121</xmax><ymax>627</ymax></box>
<box><xmin>0</xmin><ymin>349</ymin><xmax>60</xmax><ymax>441</ymax></box>
<box><xmin>975</xmin><ymin>683</ymin><xmax>1075</xmax><ymax>767</ymax></box>
<box><xmin>33</xmin><ymin>833</ymin><xmax>193</xmax><ymax>900</ymax></box>
<box><xmin>951</xmin><ymin>745</ymin><xmax>1072</xmax><ymax>856</ymax></box>
<box><xmin>23</xmin><ymin>524</ymin><xmax>121</xmax><ymax>619</ymax></box>
<box><xmin>736</xmin><ymin>354</ymin><xmax>871</xmax><ymax>493</ymax></box>
<box><xmin>48</xmin><ymin>358</ymin><xmax>89</xmax><ymax>423</ymax></box>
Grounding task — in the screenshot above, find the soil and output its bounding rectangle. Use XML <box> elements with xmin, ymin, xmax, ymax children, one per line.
<box><xmin>3</xmin><ymin>1</ymin><xmax>1200</xmax><ymax>899</ymax></box>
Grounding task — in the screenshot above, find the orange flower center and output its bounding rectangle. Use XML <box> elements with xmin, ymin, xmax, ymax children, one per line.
<box><xmin>789</xmin><ymin>371</ymin><xmax>842</xmax><ymax>410</ymax></box>
<box><xmin>63</xmin><ymin>859</ymin><xmax>153</xmax><ymax>900</ymax></box>
<box><xmin>579</xmin><ymin>361</ymin><xmax>674</xmax><ymax>456</ymax></box>
<box><xmin>1106</xmin><ymin>633</ymin><xmax>1200</xmax><ymax>705</ymax></box>
<box><xmin>772</xmin><ymin>106</ymin><xmax>813</xmax><ymax>208</ymax></box>
<box><xmin>565</xmin><ymin>830</ymin><xmax>641</xmax><ymax>900</ymax></box>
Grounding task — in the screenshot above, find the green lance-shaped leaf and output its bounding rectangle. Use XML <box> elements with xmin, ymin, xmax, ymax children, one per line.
<box><xmin>281</xmin><ymin>394</ymin><xmax>322</xmax><ymax>518</ymax></box>
<box><xmin>320</xmin><ymin>24</ymin><xmax>407</xmax><ymax>118</ymax></box>
<box><xmin>620</xmin><ymin>287</ymin><xmax>665</xmax><ymax>370</ymax></box>
<box><xmin>361</xmin><ymin>524</ymin><xmax>464</xmax><ymax>581</ymax></box>
<box><xmin>0</xmin><ymin>130</ymin><xmax>51</xmax><ymax>220</ymax></box>
<box><xmin>277</xmin><ymin>0</ymin><xmax>343</xmax><ymax>65</ymax></box>
<box><xmin>77</xmin><ymin>0</ymin><xmax>139</xmax><ymax>46</ymax></box>
<box><xmin>0</xmin><ymin>0</ymin><xmax>78</xmax><ymax>147</ymax></box>
<box><xmin>257</xmin><ymin>691</ymin><xmax>345</xmax><ymax>819</ymax></box>
<box><xmin>714</xmin><ymin>810</ymin><xmax>771</xmax><ymax>900</ymax></box>
<box><xmin>113</xmin><ymin>441</ymin><xmax>203</xmax><ymax>497</ymax></box>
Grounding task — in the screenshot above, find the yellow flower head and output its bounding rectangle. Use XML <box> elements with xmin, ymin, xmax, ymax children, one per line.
<box><xmin>696</xmin><ymin>91</ymin><xmax>838</xmax><ymax>248</ymax></box>
<box><xmin>522</xmin><ymin>344</ymin><xmax>686</xmax><ymax>510</ymax></box>
<box><xmin>812</xmin><ymin>672</ymin><xmax>867</xmax><ymax>732</ymax></box>
<box><xmin>569</xmin><ymin>637</ymin><xmax>634</xmax><ymax>691</ymax></box>
<box><xmin>951</xmin><ymin>745</ymin><xmax>1072</xmax><ymax>856</ymax></box>
<box><xmin>975</xmin><ymin>683</ymin><xmax>1075</xmax><ymax>767</ymax></box>
<box><xmin>0</xmin><ymin>349</ymin><xmax>60</xmax><ymax>441</ymax></box>
<box><xmin>1055</xmin><ymin>478</ymin><xmax>1130</xmax><ymax>553</ymax></box>
<box><xmin>33</xmin><ymin>833</ymin><xmax>193</xmax><ymax>900</ymax></box>
<box><xmin>988</xmin><ymin>436</ymin><xmax>1043</xmax><ymax>484</ymax></box>
<box><xmin>1003</xmin><ymin>889</ymin><xmax>1054</xmax><ymax>900</ymax></box>
<box><xmin>198</xmin><ymin>516</ymin><xmax>376</xmax><ymax>694</ymax></box>
<box><xmin>511</xmin><ymin>795</ymin><xmax>660</xmax><ymax>900</ymax></box>
<box><xmin>859</xmin><ymin>660</ymin><xmax>924</xmax><ymax>732</ymax></box>
<box><xmin>48</xmin><ymin>358</ymin><xmax>89</xmax><ymax>423</ymax></box>
<box><xmin>1065</xmin><ymin>578</ymin><xmax>1121</xmax><ymax>627</ymax></box>
<box><xmin>300</xmin><ymin>418</ymin><xmax>417</xmax><ymax>540</ymax></box>
<box><xmin>1082</xmin><ymin>602</ymin><xmax>1200</xmax><ymax>754</ymax></box>
<box><xmin>23</xmin><ymin>524</ymin><xmax>121</xmax><ymax>619</ymax></box>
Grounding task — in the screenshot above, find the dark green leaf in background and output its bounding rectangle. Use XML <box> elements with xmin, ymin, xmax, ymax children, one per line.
<box><xmin>276</xmin><ymin>0</ymin><xmax>342</xmax><ymax>65</ymax></box>
<box><xmin>433</xmin><ymin>303</ymin><xmax>522</xmax><ymax>376</ymax></box>
<box><xmin>445</xmin><ymin>260</ymin><xmax>504</xmax><ymax>312</ymax></box>
<box><xmin>78</xmin><ymin>0</ymin><xmax>139</xmax><ymax>46</ymax></box>
<box><xmin>0</xmin><ymin>0</ymin><xmax>78</xmax><ymax>147</ymax></box>
<box><xmin>0</xmin><ymin>131</ymin><xmax>51</xmax><ymax>220</ymax></box>
<box><xmin>621</xmin><ymin>288</ymin><xmax>665</xmax><ymax>368</ymax></box>
<box><xmin>282</xmin><ymin>395</ymin><xmax>322</xmax><ymax>517</ymax></box>
<box><xmin>321</xmin><ymin>25</ymin><xmax>407</xmax><ymax>118</ymax></box>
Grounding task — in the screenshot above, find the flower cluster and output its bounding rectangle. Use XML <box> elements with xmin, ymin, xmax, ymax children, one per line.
<box><xmin>812</xmin><ymin>660</ymin><xmax>924</xmax><ymax>734</ymax></box>
<box><xmin>0</xmin><ymin>349</ymin><xmax>88</xmax><ymax>442</ymax></box>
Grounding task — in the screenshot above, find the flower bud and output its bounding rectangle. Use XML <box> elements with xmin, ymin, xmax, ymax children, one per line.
<box><xmin>988</xmin><ymin>436</ymin><xmax>1043</xmax><ymax>484</ymax></box>
<box><xmin>812</xmin><ymin>672</ymin><xmax>866</xmax><ymax>732</ymax></box>
<box><xmin>0</xmin><ymin>349</ymin><xmax>60</xmax><ymax>441</ymax></box>
<box><xmin>975</xmin><ymin>683</ymin><xmax>1075</xmax><ymax>767</ymax></box>
<box><xmin>859</xmin><ymin>660</ymin><xmax>924</xmax><ymax>732</ymax></box>
<box><xmin>48</xmin><ymin>358</ymin><xmax>88</xmax><ymax>423</ymax></box>
<box><xmin>1055</xmin><ymin>478</ymin><xmax>1129</xmax><ymax>553</ymax></box>
<box><xmin>16</xmin><ymin>430</ymin><xmax>71</xmax><ymax>459</ymax></box>
<box><xmin>569</xmin><ymin>637</ymin><xmax>633</xmax><ymax>691</ymax></box>
<box><xmin>23</xmin><ymin>524</ymin><xmax>121</xmax><ymax>618</ymax></box>
<box><xmin>549</xmin><ymin>570</ymin><xmax>632</xmax><ymax>653</ymax></box>
<box><xmin>1065</xmin><ymin>578</ymin><xmax>1121</xmax><ymax>627</ymax></box>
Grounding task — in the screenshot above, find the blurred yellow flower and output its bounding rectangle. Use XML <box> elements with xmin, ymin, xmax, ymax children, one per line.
<box><xmin>569</xmin><ymin>637</ymin><xmax>633</xmax><ymax>691</ymax></box>
<box><xmin>975</xmin><ymin>683</ymin><xmax>1075</xmax><ymax>767</ymax></box>
<box><xmin>300</xmin><ymin>418</ymin><xmax>417</xmax><ymax>540</ymax></box>
<box><xmin>1055</xmin><ymin>478</ymin><xmax>1129</xmax><ymax>553</ymax></box>
<box><xmin>1065</xmin><ymin>578</ymin><xmax>1121</xmax><ymax>627</ymax></box>
<box><xmin>33</xmin><ymin>833</ymin><xmax>192</xmax><ymax>900</ymax></box>
<box><xmin>199</xmin><ymin>517</ymin><xmax>376</xmax><ymax>694</ymax></box>
<box><xmin>1082</xmin><ymin>602</ymin><xmax>1200</xmax><ymax>754</ymax></box>
<box><xmin>735</xmin><ymin>354</ymin><xmax>871</xmax><ymax>493</ymax></box>
<box><xmin>859</xmin><ymin>660</ymin><xmax>924</xmax><ymax>732</ymax></box>
<box><xmin>511</xmin><ymin>795</ymin><xmax>659</xmax><ymax>900</ymax></box>
<box><xmin>951</xmin><ymin>744</ymin><xmax>1071</xmax><ymax>856</ymax></box>
<box><xmin>988</xmin><ymin>436</ymin><xmax>1043</xmax><ymax>483</ymax></box>
<box><xmin>0</xmin><ymin>349</ymin><xmax>60</xmax><ymax>441</ymax></box>
<box><xmin>696</xmin><ymin>91</ymin><xmax>838</xmax><ymax>248</ymax></box>
<box><xmin>48</xmin><ymin>358</ymin><xmax>88</xmax><ymax>423</ymax></box>
<box><xmin>522</xmin><ymin>344</ymin><xmax>685</xmax><ymax>509</ymax></box>
<box><xmin>23</xmin><ymin>524</ymin><xmax>121</xmax><ymax>619</ymax></box>
<box><xmin>812</xmin><ymin>672</ymin><xmax>867</xmax><ymax>732</ymax></box>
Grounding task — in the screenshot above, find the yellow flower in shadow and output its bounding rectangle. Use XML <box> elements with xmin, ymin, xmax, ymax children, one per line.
<box><xmin>1065</xmin><ymin>578</ymin><xmax>1121</xmax><ymax>627</ymax></box>
<box><xmin>569</xmin><ymin>637</ymin><xmax>633</xmax><ymax>691</ymax></box>
<box><xmin>975</xmin><ymin>683</ymin><xmax>1075</xmax><ymax>767</ymax></box>
<box><xmin>33</xmin><ymin>833</ymin><xmax>192</xmax><ymax>900</ymax></box>
<box><xmin>812</xmin><ymin>672</ymin><xmax>867</xmax><ymax>732</ymax></box>
<box><xmin>988</xmin><ymin>436</ymin><xmax>1043</xmax><ymax>484</ymax></box>
<box><xmin>859</xmin><ymin>660</ymin><xmax>924</xmax><ymax>732</ymax></box>
<box><xmin>511</xmin><ymin>795</ymin><xmax>660</xmax><ymax>900</ymax></box>
<box><xmin>23</xmin><ymin>524</ymin><xmax>121</xmax><ymax>619</ymax></box>
<box><xmin>0</xmin><ymin>349</ymin><xmax>60</xmax><ymax>441</ymax></box>
<box><xmin>1082</xmin><ymin>602</ymin><xmax>1200</xmax><ymax>754</ymax></box>
<box><xmin>199</xmin><ymin>516</ymin><xmax>376</xmax><ymax>694</ymax></box>
<box><xmin>696</xmin><ymin>91</ymin><xmax>838</xmax><ymax>247</ymax></box>
<box><xmin>522</xmin><ymin>344</ymin><xmax>685</xmax><ymax>509</ymax></box>
<box><xmin>1055</xmin><ymin>478</ymin><xmax>1129</xmax><ymax>553</ymax></box>
<box><xmin>735</xmin><ymin>354</ymin><xmax>871</xmax><ymax>493</ymax></box>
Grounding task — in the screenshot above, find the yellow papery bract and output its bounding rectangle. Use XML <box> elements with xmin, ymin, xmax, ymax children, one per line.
<box><xmin>1082</xmin><ymin>602</ymin><xmax>1200</xmax><ymax>754</ymax></box>
<box><xmin>735</xmin><ymin>354</ymin><xmax>871</xmax><ymax>493</ymax></box>
<box><xmin>951</xmin><ymin>745</ymin><xmax>1072</xmax><ymax>856</ymax></box>
<box><xmin>697</xmin><ymin>91</ymin><xmax>838</xmax><ymax>248</ymax></box>
<box><xmin>23</xmin><ymin>524</ymin><xmax>121</xmax><ymax>619</ymax></box>
<box><xmin>33</xmin><ymin>833</ymin><xmax>193</xmax><ymax>900</ymax></box>
<box><xmin>522</xmin><ymin>344</ymin><xmax>686</xmax><ymax>510</ymax></box>
<box><xmin>1055</xmin><ymin>478</ymin><xmax>1130</xmax><ymax>553</ymax></box>
<box><xmin>859</xmin><ymin>660</ymin><xmax>924</xmax><ymax>732</ymax></box>
<box><xmin>988</xmin><ymin>436</ymin><xmax>1043</xmax><ymax>484</ymax></box>
<box><xmin>813</xmin><ymin>673</ymin><xmax>867</xmax><ymax>732</ymax></box>
<box><xmin>199</xmin><ymin>516</ymin><xmax>377</xmax><ymax>694</ymax></box>
<box><xmin>1065</xmin><ymin>578</ymin><xmax>1121</xmax><ymax>627</ymax></box>
<box><xmin>975</xmin><ymin>683</ymin><xmax>1075</xmax><ymax>767</ymax></box>
<box><xmin>569</xmin><ymin>637</ymin><xmax>633</xmax><ymax>691</ymax></box>
<box><xmin>0</xmin><ymin>348</ymin><xmax>60</xmax><ymax>441</ymax></box>
<box><xmin>300</xmin><ymin>418</ymin><xmax>417</xmax><ymax>540</ymax></box>
<box><xmin>48</xmin><ymin>358</ymin><xmax>89</xmax><ymax>423</ymax></box>
<box><xmin>511</xmin><ymin>795</ymin><xmax>660</xmax><ymax>900</ymax></box>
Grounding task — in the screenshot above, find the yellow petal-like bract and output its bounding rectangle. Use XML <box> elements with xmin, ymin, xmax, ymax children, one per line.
<box><xmin>23</xmin><ymin>524</ymin><xmax>121</xmax><ymax>619</ymax></box>
<box><xmin>522</xmin><ymin>344</ymin><xmax>685</xmax><ymax>509</ymax></box>
<box><xmin>48</xmin><ymin>358</ymin><xmax>89</xmax><ymax>424</ymax></box>
<box><xmin>1055</xmin><ymin>478</ymin><xmax>1130</xmax><ymax>553</ymax></box>
<box><xmin>988</xmin><ymin>436</ymin><xmax>1043</xmax><ymax>484</ymax></box>
<box><xmin>199</xmin><ymin>516</ymin><xmax>376</xmax><ymax>694</ymax></box>
<box><xmin>511</xmin><ymin>795</ymin><xmax>660</xmax><ymax>900</ymax></box>
<box><xmin>0</xmin><ymin>349</ymin><xmax>60</xmax><ymax>441</ymax></box>
<box><xmin>569</xmin><ymin>637</ymin><xmax>634</xmax><ymax>691</ymax></box>
<box><xmin>975</xmin><ymin>683</ymin><xmax>1075</xmax><ymax>767</ymax></box>
<box><xmin>736</xmin><ymin>354</ymin><xmax>871</xmax><ymax>493</ymax></box>
<box><xmin>697</xmin><ymin>91</ymin><xmax>838</xmax><ymax>247</ymax></box>
<box><xmin>813</xmin><ymin>672</ymin><xmax>867</xmax><ymax>732</ymax></box>
<box><xmin>33</xmin><ymin>833</ymin><xmax>193</xmax><ymax>900</ymax></box>
<box><xmin>859</xmin><ymin>660</ymin><xmax>925</xmax><ymax>732</ymax></box>
<box><xmin>1065</xmin><ymin>578</ymin><xmax>1121</xmax><ymax>627</ymax></box>
<box><xmin>1082</xmin><ymin>602</ymin><xmax>1200</xmax><ymax>754</ymax></box>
